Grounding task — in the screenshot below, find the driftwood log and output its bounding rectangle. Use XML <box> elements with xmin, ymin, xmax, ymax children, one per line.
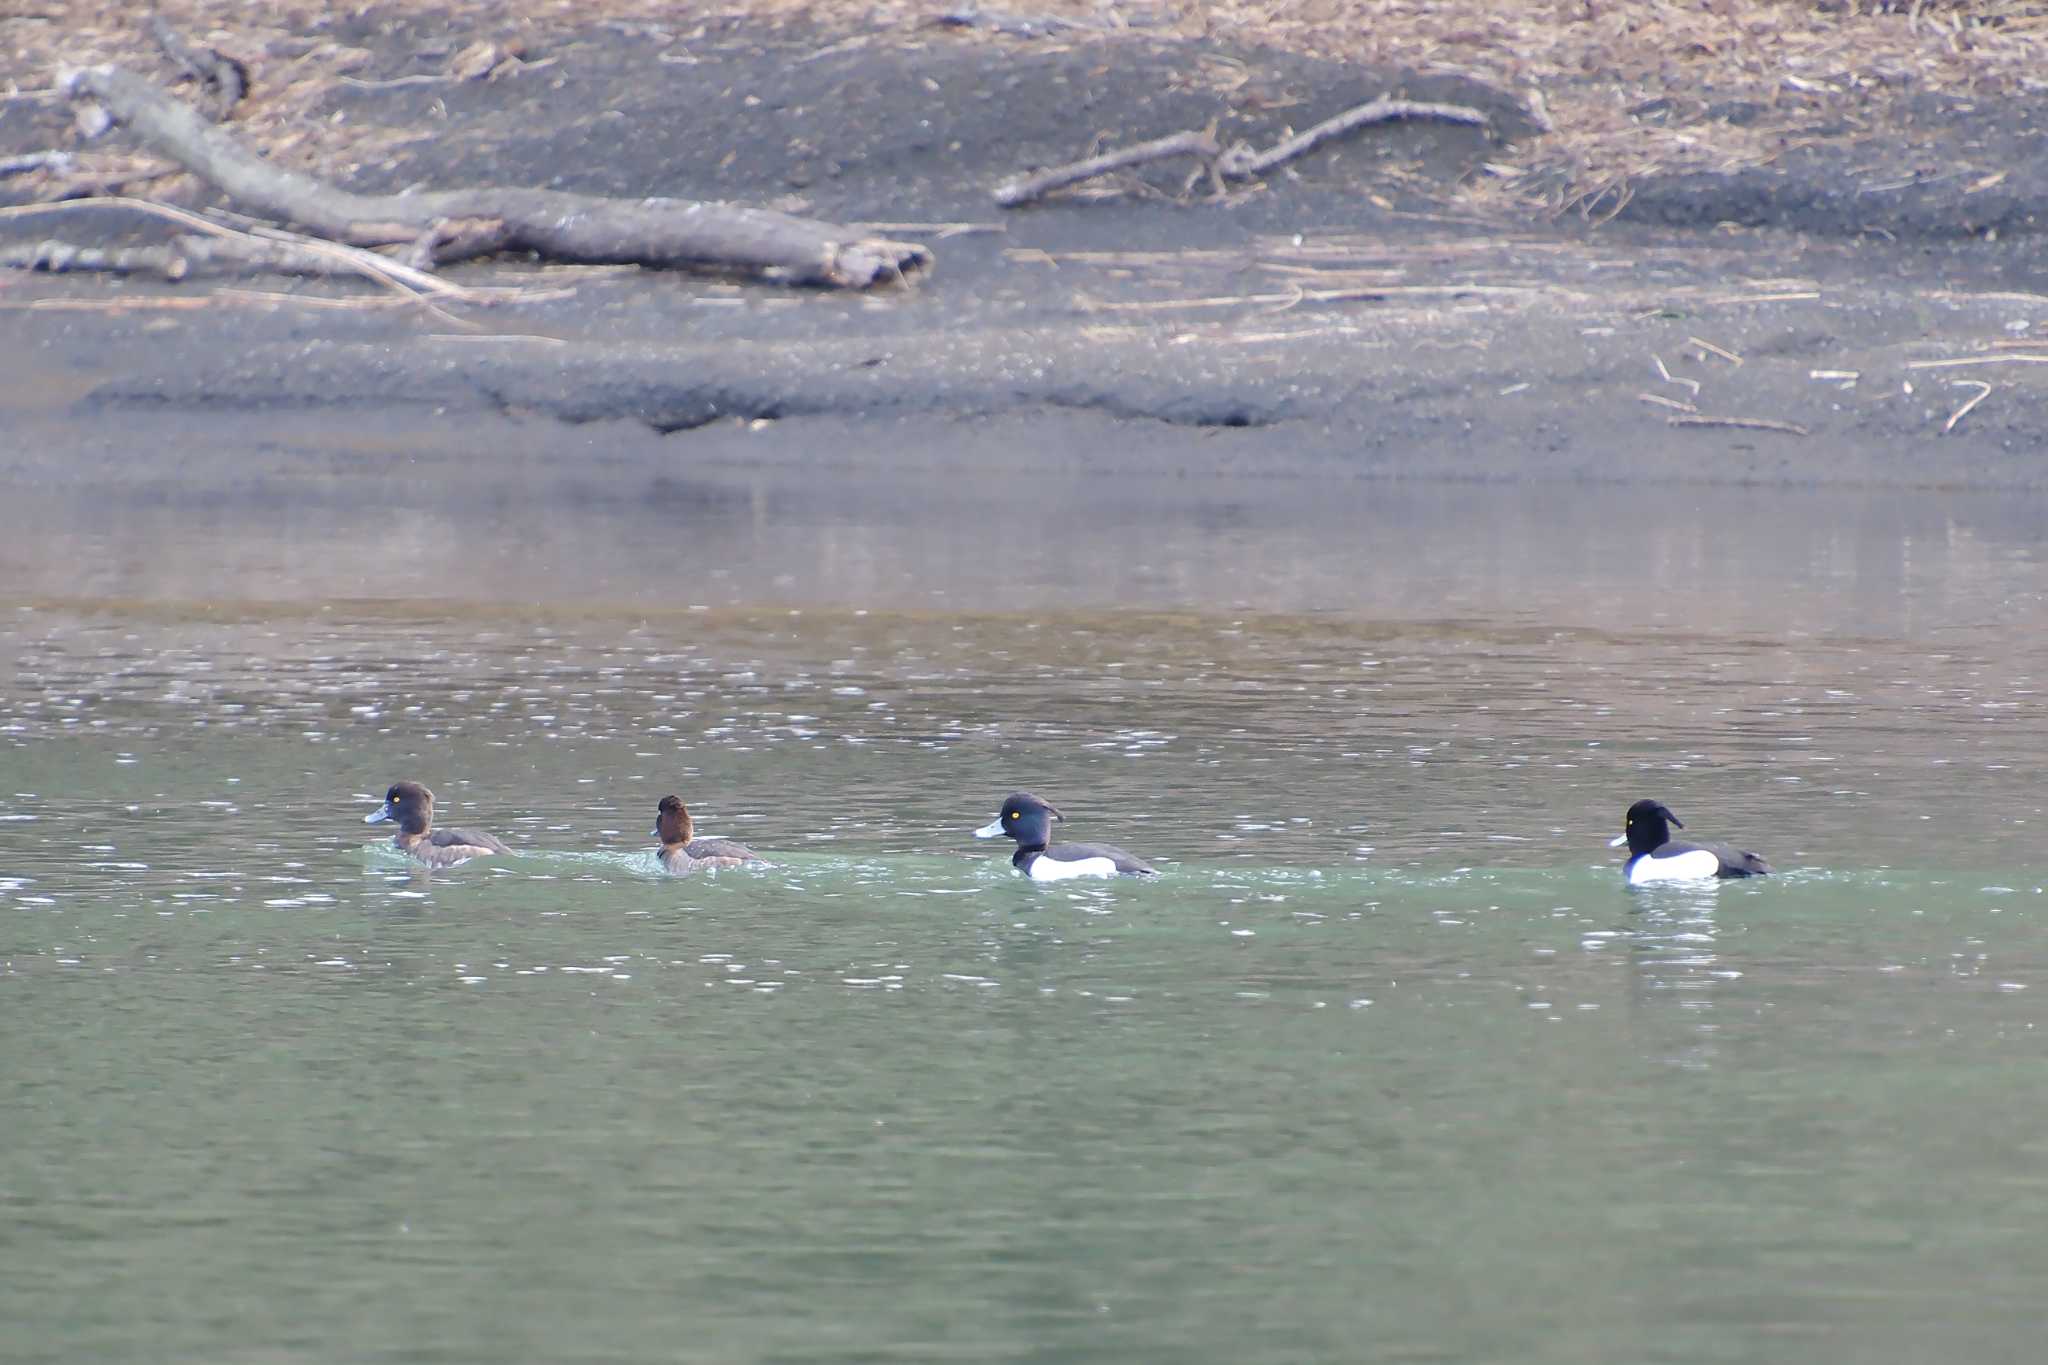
<box><xmin>2</xmin><ymin>239</ymin><xmax>192</xmax><ymax>278</ymax></box>
<box><xmin>58</xmin><ymin>64</ymin><xmax>931</xmax><ymax>289</ymax></box>
<box><xmin>1</xmin><ymin>228</ymin><xmax>372</xmax><ymax>281</ymax></box>
<box><xmin>0</xmin><ymin>151</ymin><xmax>74</xmax><ymax>179</ymax></box>
<box><xmin>995</xmin><ymin>94</ymin><xmax>1495</xmax><ymax>208</ymax></box>
<box><xmin>0</xmin><ymin>196</ymin><xmax>581</xmax><ymax>313</ymax></box>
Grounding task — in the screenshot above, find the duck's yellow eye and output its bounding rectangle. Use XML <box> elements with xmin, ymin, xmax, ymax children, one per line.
<box><xmin>1007</xmin><ymin>811</ymin><xmax>1018</xmax><ymax>820</ymax></box>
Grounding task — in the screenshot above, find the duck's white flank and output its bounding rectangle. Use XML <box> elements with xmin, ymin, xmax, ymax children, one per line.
<box><xmin>1025</xmin><ymin>854</ymin><xmax>1120</xmax><ymax>881</ymax></box>
<box><xmin>1627</xmin><ymin>848</ymin><xmax>1725</xmax><ymax>885</ymax></box>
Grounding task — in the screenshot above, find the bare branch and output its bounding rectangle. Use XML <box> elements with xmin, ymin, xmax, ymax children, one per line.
<box><xmin>997</xmin><ymin>93</ymin><xmax>1493</xmax><ymax>207</ymax></box>
<box><xmin>1215</xmin><ymin>97</ymin><xmax>1489</xmax><ymax>179</ymax></box>
<box><xmin>1667</xmin><ymin>414</ymin><xmax>1811</xmax><ymax>437</ymax></box>
<box><xmin>994</xmin><ymin>129</ymin><xmax>1221</xmax><ymax>207</ymax></box>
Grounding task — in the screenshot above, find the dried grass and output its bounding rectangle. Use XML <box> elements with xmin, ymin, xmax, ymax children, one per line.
<box><xmin>864</xmin><ymin>0</ymin><xmax>2048</xmax><ymax>201</ymax></box>
<box><xmin>1197</xmin><ymin>1</ymin><xmax>2044</xmax><ymax>204</ymax></box>
<box><xmin>7</xmin><ymin>0</ymin><xmax>2044</xmax><ymax>206</ymax></box>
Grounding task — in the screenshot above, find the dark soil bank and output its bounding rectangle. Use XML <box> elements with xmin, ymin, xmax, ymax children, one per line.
<box><xmin>4</xmin><ymin>12</ymin><xmax>2046</xmax><ymax>487</ymax></box>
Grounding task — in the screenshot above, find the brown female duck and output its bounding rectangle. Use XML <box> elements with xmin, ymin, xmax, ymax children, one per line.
<box><xmin>652</xmin><ymin>795</ymin><xmax>765</xmax><ymax>874</ymax></box>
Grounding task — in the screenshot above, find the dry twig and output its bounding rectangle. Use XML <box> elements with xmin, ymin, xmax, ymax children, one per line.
<box><xmin>851</xmin><ymin>220</ymin><xmax>1007</xmax><ymax>237</ymax></box>
<box><xmin>1215</xmin><ymin>96</ymin><xmax>1491</xmax><ymax>179</ymax></box>
<box><xmin>1077</xmin><ymin>281</ymin><xmax>1553</xmax><ymax>312</ymax></box>
<box><xmin>1636</xmin><ymin>391</ymin><xmax>1698</xmax><ymax>413</ymax></box>
<box><xmin>995</xmin><ymin>129</ymin><xmax>1223</xmax><ymax>207</ymax></box>
<box><xmin>1688</xmin><ymin>335</ymin><xmax>1743</xmax><ymax>365</ymax></box>
<box><xmin>1695</xmin><ymin>290</ymin><xmax>1821</xmax><ymax>305</ymax></box>
<box><xmin>1668</xmin><ymin>414</ymin><xmax>1810</xmax><ymax>436</ymax></box>
<box><xmin>0</xmin><ymin>296</ymin><xmax>224</xmax><ymax>313</ymax></box>
<box><xmin>1941</xmin><ymin>380</ymin><xmax>1992</xmax><ymax>434</ymax></box>
<box><xmin>1905</xmin><ymin>354</ymin><xmax>2048</xmax><ymax>370</ymax></box>
<box><xmin>1651</xmin><ymin>353</ymin><xmax>1700</xmax><ymax>395</ymax></box>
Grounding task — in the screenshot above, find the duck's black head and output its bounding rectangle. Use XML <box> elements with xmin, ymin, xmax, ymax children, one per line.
<box><xmin>974</xmin><ymin>791</ymin><xmax>1063</xmax><ymax>849</ymax></box>
<box><xmin>1616</xmin><ymin>798</ymin><xmax>1681</xmax><ymax>856</ymax></box>
<box><xmin>366</xmin><ymin>781</ymin><xmax>433</xmax><ymax>835</ymax></box>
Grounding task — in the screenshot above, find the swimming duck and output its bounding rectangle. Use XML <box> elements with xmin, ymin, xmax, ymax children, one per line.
<box><xmin>974</xmin><ymin>791</ymin><xmax>1157</xmax><ymax>880</ymax></box>
<box><xmin>1611</xmin><ymin>798</ymin><xmax>1771</xmax><ymax>884</ymax></box>
<box><xmin>364</xmin><ymin>781</ymin><xmax>512</xmax><ymax>867</ymax></box>
<box><xmin>652</xmin><ymin>795</ymin><xmax>765</xmax><ymax>873</ymax></box>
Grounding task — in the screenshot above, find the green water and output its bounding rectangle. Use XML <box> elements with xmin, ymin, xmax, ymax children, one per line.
<box><xmin>5</xmin><ymin>475</ymin><xmax>2048</xmax><ymax>1363</ymax></box>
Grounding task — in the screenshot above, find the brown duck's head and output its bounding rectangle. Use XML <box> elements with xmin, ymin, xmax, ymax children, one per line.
<box><xmin>653</xmin><ymin>795</ymin><xmax>694</xmax><ymax>846</ymax></box>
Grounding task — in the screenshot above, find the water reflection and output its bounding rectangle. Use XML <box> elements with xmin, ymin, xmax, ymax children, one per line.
<box><xmin>4</xmin><ymin>463</ymin><xmax>2047</xmax><ymax>638</ymax></box>
<box><xmin>1625</xmin><ymin>881</ymin><xmax>1735</xmax><ymax>1070</ymax></box>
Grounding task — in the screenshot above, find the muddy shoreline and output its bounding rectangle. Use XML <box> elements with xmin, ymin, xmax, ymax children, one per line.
<box><xmin>3</xmin><ymin>11</ymin><xmax>2045</xmax><ymax>488</ymax></box>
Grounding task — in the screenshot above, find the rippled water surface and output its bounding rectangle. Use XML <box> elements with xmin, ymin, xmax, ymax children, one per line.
<box><xmin>5</xmin><ymin>468</ymin><xmax>2048</xmax><ymax>1363</ymax></box>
